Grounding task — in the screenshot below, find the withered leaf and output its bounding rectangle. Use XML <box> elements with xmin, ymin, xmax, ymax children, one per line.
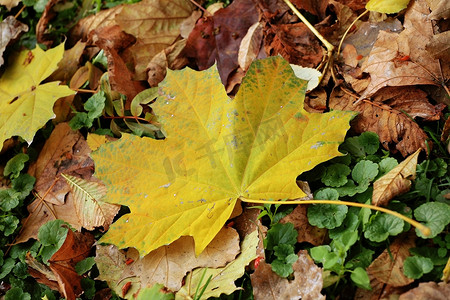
<box><xmin>399</xmin><ymin>282</ymin><xmax>450</xmax><ymax>300</ymax></box>
<box><xmin>96</xmin><ymin>227</ymin><xmax>240</xmax><ymax>293</ymax></box>
<box><xmin>372</xmin><ymin>149</ymin><xmax>420</xmax><ymax>207</ymax></box>
<box><xmin>27</xmin><ymin>229</ymin><xmax>94</xmax><ymax>300</ymax></box>
<box><xmin>17</xmin><ymin>123</ymin><xmax>113</xmax><ymax>243</ymax></box>
<box><xmin>367</xmin><ymin>232</ymin><xmax>415</xmax><ymax>287</ymax></box>
<box><xmin>329</xmin><ymin>87</ymin><xmax>429</xmax><ymax>156</ymax></box>
<box><xmin>0</xmin><ymin>16</ymin><xmax>28</xmax><ymax>67</ymax></box>
<box><xmin>185</xmin><ymin>0</ymin><xmax>260</xmax><ymax>84</ymax></box>
<box><xmin>251</xmin><ymin>250</ymin><xmax>325</xmax><ymax>300</ymax></box>
<box><xmin>360</xmin><ymin>0</ymin><xmax>447</xmax><ymax>99</ymax></box>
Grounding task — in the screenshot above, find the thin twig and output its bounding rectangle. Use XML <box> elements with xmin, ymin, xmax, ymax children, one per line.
<box><xmin>282</xmin><ymin>0</ymin><xmax>334</xmax><ymax>81</ymax></box>
<box><xmin>337</xmin><ymin>9</ymin><xmax>368</xmax><ymax>57</ymax></box>
<box><xmin>14</xmin><ymin>5</ymin><xmax>26</xmax><ymax>19</ymax></box>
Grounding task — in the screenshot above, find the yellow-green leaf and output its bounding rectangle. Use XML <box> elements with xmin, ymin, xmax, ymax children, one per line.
<box><xmin>175</xmin><ymin>230</ymin><xmax>258</xmax><ymax>299</ymax></box>
<box><xmin>366</xmin><ymin>0</ymin><xmax>411</xmax><ymax>14</ymax></box>
<box><xmin>0</xmin><ymin>44</ymin><xmax>75</xmax><ymax>149</ymax></box>
<box><xmin>92</xmin><ymin>56</ymin><xmax>355</xmax><ymax>255</ymax></box>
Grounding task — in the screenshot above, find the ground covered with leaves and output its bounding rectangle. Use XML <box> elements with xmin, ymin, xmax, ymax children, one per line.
<box><xmin>0</xmin><ymin>0</ymin><xmax>449</xmax><ymax>299</ymax></box>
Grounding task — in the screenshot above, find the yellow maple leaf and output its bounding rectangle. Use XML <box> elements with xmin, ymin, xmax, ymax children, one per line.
<box><xmin>92</xmin><ymin>56</ymin><xmax>355</xmax><ymax>255</ymax></box>
<box><xmin>366</xmin><ymin>0</ymin><xmax>411</xmax><ymax>14</ymax></box>
<box><xmin>0</xmin><ymin>44</ymin><xmax>75</xmax><ymax>149</ymax></box>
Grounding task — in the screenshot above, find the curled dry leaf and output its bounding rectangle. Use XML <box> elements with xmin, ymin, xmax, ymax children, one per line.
<box><xmin>0</xmin><ymin>16</ymin><xmax>28</xmax><ymax>67</ymax></box>
<box><xmin>238</xmin><ymin>22</ymin><xmax>264</xmax><ymax>71</ymax></box>
<box><xmin>147</xmin><ymin>39</ymin><xmax>188</xmax><ymax>87</ymax></box>
<box><xmin>372</xmin><ymin>149</ymin><xmax>420</xmax><ymax>207</ymax></box>
<box><xmin>316</xmin><ymin>0</ymin><xmax>359</xmax><ymax>46</ymax></box>
<box><xmin>36</xmin><ymin>0</ymin><xmax>60</xmax><ymax>47</ymax></box>
<box><xmin>90</xmin><ymin>25</ymin><xmax>146</xmax><ymax>105</ymax></box>
<box><xmin>27</xmin><ymin>229</ymin><xmax>95</xmax><ymax>300</ymax></box>
<box><xmin>185</xmin><ymin>0</ymin><xmax>260</xmax><ymax>84</ymax></box>
<box><xmin>441</xmin><ymin>117</ymin><xmax>450</xmax><ymax>143</ymax></box>
<box><xmin>251</xmin><ymin>250</ymin><xmax>325</xmax><ymax>300</ymax></box>
<box><xmin>329</xmin><ymin>88</ymin><xmax>429</xmax><ymax>156</ymax></box>
<box><xmin>360</xmin><ymin>0</ymin><xmax>447</xmax><ymax>100</ymax></box>
<box><xmin>367</xmin><ymin>232</ymin><xmax>415</xmax><ymax>287</ymax></box>
<box><xmin>96</xmin><ymin>227</ymin><xmax>240</xmax><ymax>294</ymax></box>
<box><xmin>399</xmin><ymin>282</ymin><xmax>450</xmax><ymax>300</ymax></box>
<box><xmin>233</xmin><ymin>205</ymin><xmax>267</xmax><ymax>259</ymax></box>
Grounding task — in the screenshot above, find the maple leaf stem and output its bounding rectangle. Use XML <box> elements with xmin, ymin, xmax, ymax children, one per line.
<box><xmin>14</xmin><ymin>5</ymin><xmax>26</xmax><ymax>19</ymax></box>
<box><xmin>337</xmin><ymin>9</ymin><xmax>369</xmax><ymax>58</ymax></box>
<box><xmin>240</xmin><ymin>198</ymin><xmax>431</xmax><ymax>237</ymax></box>
<box><xmin>72</xmin><ymin>88</ymin><xmax>97</xmax><ymax>94</ymax></box>
<box><xmin>282</xmin><ymin>0</ymin><xmax>334</xmax><ymax>78</ymax></box>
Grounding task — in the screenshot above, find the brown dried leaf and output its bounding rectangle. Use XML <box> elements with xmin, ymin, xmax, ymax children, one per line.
<box><xmin>251</xmin><ymin>250</ymin><xmax>325</xmax><ymax>300</ymax></box>
<box><xmin>373</xmin><ymin>86</ymin><xmax>446</xmax><ymax>121</ymax></box>
<box><xmin>48</xmin><ymin>41</ymin><xmax>86</xmax><ymax>84</ymax></box>
<box><xmin>428</xmin><ymin>0</ymin><xmax>450</xmax><ymax>20</ymax></box>
<box><xmin>0</xmin><ymin>0</ymin><xmax>19</xmax><ymax>10</ymax></box>
<box><xmin>146</xmin><ymin>39</ymin><xmax>188</xmax><ymax>87</ymax></box>
<box><xmin>116</xmin><ymin>0</ymin><xmax>194</xmax><ymax>79</ymax></box>
<box><xmin>360</xmin><ymin>0</ymin><xmax>447</xmax><ymax>99</ymax></box>
<box><xmin>316</xmin><ymin>0</ymin><xmax>359</xmax><ymax>46</ymax></box>
<box><xmin>367</xmin><ymin>232</ymin><xmax>415</xmax><ymax>287</ymax></box>
<box><xmin>354</xmin><ymin>274</ymin><xmax>409</xmax><ymax>300</ymax></box>
<box><xmin>0</xmin><ymin>16</ymin><xmax>28</xmax><ymax>67</ymax></box>
<box><xmin>27</xmin><ymin>229</ymin><xmax>95</xmax><ymax>300</ymax></box>
<box><xmin>17</xmin><ymin>124</ymin><xmax>103</xmax><ymax>242</ymax></box>
<box><xmin>36</xmin><ymin>0</ymin><xmax>59</xmax><ymax>47</ymax></box>
<box><xmin>426</xmin><ymin>31</ymin><xmax>450</xmax><ymax>60</ymax></box>
<box><xmin>28</xmin><ymin>123</ymin><xmax>93</xmax><ymax>205</ymax></box>
<box><xmin>441</xmin><ymin>116</ymin><xmax>450</xmax><ymax>142</ymax></box>
<box><xmin>263</xmin><ymin>22</ymin><xmax>323</xmax><ymax>68</ymax></box>
<box><xmin>280</xmin><ymin>205</ymin><xmax>327</xmax><ymax>246</ymax></box>
<box><xmin>329</xmin><ymin>88</ymin><xmax>429</xmax><ymax>156</ymax></box>
<box><xmin>342</xmin><ymin>44</ymin><xmax>359</xmax><ymax>68</ymax></box>
<box><xmin>179</xmin><ymin>10</ymin><xmax>202</xmax><ymax>39</ymax></box>
<box><xmin>69</xmin><ymin>5</ymin><xmax>123</xmax><ymax>44</ymax></box>
<box><xmin>185</xmin><ymin>0</ymin><xmax>260</xmax><ymax>84</ymax></box>
<box><xmin>399</xmin><ymin>282</ymin><xmax>450</xmax><ymax>300</ymax></box>
<box><xmin>372</xmin><ymin>149</ymin><xmax>420</xmax><ymax>206</ymax></box>
<box><xmin>233</xmin><ymin>205</ymin><xmax>266</xmax><ymax>259</ymax></box>
<box><xmin>96</xmin><ymin>227</ymin><xmax>240</xmax><ymax>293</ymax></box>
<box><xmin>90</xmin><ymin>25</ymin><xmax>145</xmax><ymax>105</ymax></box>
<box><xmin>290</xmin><ymin>0</ymin><xmax>328</xmax><ymax>18</ymax></box>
